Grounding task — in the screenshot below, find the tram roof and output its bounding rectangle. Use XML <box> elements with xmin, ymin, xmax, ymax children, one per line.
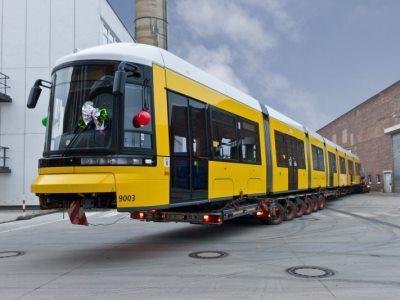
<box><xmin>55</xmin><ymin>43</ymin><xmax>359</xmax><ymax>159</ymax></box>
<box><xmin>324</xmin><ymin>138</ymin><xmax>338</xmax><ymax>149</ymax></box>
<box><xmin>56</xmin><ymin>43</ymin><xmax>262</xmax><ymax>111</ymax></box>
<box><xmin>264</xmin><ymin>105</ymin><xmax>306</xmax><ymax>133</ymax></box>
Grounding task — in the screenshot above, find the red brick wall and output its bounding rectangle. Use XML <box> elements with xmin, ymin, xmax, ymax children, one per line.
<box><xmin>318</xmin><ymin>81</ymin><xmax>400</xmax><ymax>191</ymax></box>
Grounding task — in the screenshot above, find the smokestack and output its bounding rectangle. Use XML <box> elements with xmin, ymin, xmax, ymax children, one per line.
<box><xmin>134</xmin><ymin>0</ymin><xmax>168</xmax><ymax>50</ymax></box>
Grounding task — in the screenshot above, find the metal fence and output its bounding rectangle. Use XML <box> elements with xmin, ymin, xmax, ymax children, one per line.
<box><xmin>0</xmin><ymin>146</ymin><xmax>11</xmax><ymax>173</ymax></box>
<box><xmin>0</xmin><ymin>72</ymin><xmax>10</xmax><ymax>95</ymax></box>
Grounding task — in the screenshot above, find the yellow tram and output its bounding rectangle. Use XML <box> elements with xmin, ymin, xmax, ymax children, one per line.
<box><xmin>27</xmin><ymin>43</ymin><xmax>365</xmax><ymax>223</ymax></box>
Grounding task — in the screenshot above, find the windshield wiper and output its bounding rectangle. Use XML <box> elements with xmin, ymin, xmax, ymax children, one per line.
<box><xmin>60</xmin><ymin>125</ymin><xmax>90</xmax><ymax>157</ymax></box>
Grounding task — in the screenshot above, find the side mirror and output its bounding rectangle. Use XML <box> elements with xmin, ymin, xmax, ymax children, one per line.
<box><xmin>27</xmin><ymin>79</ymin><xmax>52</xmax><ymax>109</ymax></box>
<box><xmin>27</xmin><ymin>80</ymin><xmax>43</xmax><ymax>109</ymax></box>
<box><xmin>112</xmin><ymin>70</ymin><xmax>127</xmax><ymax>95</ymax></box>
<box><xmin>113</xmin><ymin>61</ymin><xmax>140</xmax><ymax>95</ymax></box>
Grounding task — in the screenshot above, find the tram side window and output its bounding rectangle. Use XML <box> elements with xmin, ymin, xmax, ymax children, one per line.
<box><xmin>339</xmin><ymin>157</ymin><xmax>347</xmax><ymax>174</ymax></box>
<box><xmin>355</xmin><ymin>163</ymin><xmax>361</xmax><ymax>176</ymax></box>
<box><xmin>348</xmin><ymin>160</ymin><xmax>354</xmax><ymax>175</ymax></box>
<box><xmin>275</xmin><ymin>131</ymin><xmax>288</xmax><ymax>167</ymax></box>
<box><xmin>211</xmin><ymin>109</ymin><xmax>239</xmax><ymax>161</ymax></box>
<box><xmin>296</xmin><ymin>139</ymin><xmax>306</xmax><ymax>169</ymax></box>
<box><xmin>312</xmin><ymin>145</ymin><xmax>325</xmax><ymax>171</ymax></box>
<box><xmin>239</xmin><ymin>120</ymin><xmax>260</xmax><ymax>163</ymax></box>
<box><xmin>123</xmin><ymin>83</ymin><xmax>153</xmax><ymax>150</ymax></box>
<box><xmin>168</xmin><ymin>92</ymin><xmax>189</xmax><ymax>154</ymax></box>
<box><xmin>328</xmin><ymin>152</ymin><xmax>337</xmax><ymax>173</ymax></box>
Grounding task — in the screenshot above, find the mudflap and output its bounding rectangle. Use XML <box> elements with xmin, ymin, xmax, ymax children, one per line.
<box><xmin>68</xmin><ymin>201</ymin><xmax>88</xmax><ymax>226</ymax></box>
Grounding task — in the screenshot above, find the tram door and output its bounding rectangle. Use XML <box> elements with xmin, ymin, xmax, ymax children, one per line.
<box><xmin>287</xmin><ymin>136</ymin><xmax>298</xmax><ymax>191</ymax></box>
<box><xmin>328</xmin><ymin>152</ymin><xmax>336</xmax><ymax>187</ymax></box>
<box><xmin>168</xmin><ymin>92</ymin><xmax>209</xmax><ymax>203</ymax></box>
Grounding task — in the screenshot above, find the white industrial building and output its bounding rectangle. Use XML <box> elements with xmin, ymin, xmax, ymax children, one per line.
<box><xmin>0</xmin><ymin>0</ymin><xmax>133</xmax><ymax>206</ymax></box>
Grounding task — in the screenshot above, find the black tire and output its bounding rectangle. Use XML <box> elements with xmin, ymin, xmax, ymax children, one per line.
<box><xmin>318</xmin><ymin>195</ymin><xmax>326</xmax><ymax>210</ymax></box>
<box><xmin>311</xmin><ymin>196</ymin><xmax>319</xmax><ymax>212</ymax></box>
<box><xmin>267</xmin><ymin>203</ymin><xmax>284</xmax><ymax>225</ymax></box>
<box><xmin>284</xmin><ymin>201</ymin><xmax>296</xmax><ymax>221</ymax></box>
<box><xmin>295</xmin><ymin>198</ymin><xmax>305</xmax><ymax>218</ymax></box>
<box><xmin>304</xmin><ymin>197</ymin><xmax>312</xmax><ymax>215</ymax></box>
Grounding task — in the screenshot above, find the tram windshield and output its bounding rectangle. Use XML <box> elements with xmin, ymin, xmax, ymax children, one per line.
<box><xmin>46</xmin><ymin>63</ymin><xmax>154</xmax><ymax>155</ymax></box>
<box><xmin>48</xmin><ymin>64</ymin><xmax>116</xmax><ymax>153</ymax></box>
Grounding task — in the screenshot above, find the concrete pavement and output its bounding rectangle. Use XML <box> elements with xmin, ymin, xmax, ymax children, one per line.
<box><xmin>0</xmin><ymin>209</ymin><xmax>56</xmax><ymax>224</ymax></box>
<box><xmin>0</xmin><ymin>192</ymin><xmax>399</xmax><ymax>299</ymax></box>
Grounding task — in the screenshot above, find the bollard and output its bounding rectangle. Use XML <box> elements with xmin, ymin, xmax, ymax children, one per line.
<box><xmin>22</xmin><ymin>199</ymin><xmax>26</xmax><ymax>218</ymax></box>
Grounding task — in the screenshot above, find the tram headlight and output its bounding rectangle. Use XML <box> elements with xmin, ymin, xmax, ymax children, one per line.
<box><xmin>80</xmin><ymin>157</ymin><xmax>151</xmax><ymax>166</ymax></box>
<box><xmin>81</xmin><ymin>158</ymin><xmax>97</xmax><ymax>165</ymax></box>
<box><xmin>80</xmin><ymin>157</ymin><xmax>126</xmax><ymax>165</ymax></box>
<box><xmin>132</xmin><ymin>158</ymin><xmax>142</xmax><ymax>165</ymax></box>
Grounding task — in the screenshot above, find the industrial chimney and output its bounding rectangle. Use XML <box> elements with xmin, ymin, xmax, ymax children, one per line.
<box><xmin>134</xmin><ymin>0</ymin><xmax>168</xmax><ymax>50</ymax></box>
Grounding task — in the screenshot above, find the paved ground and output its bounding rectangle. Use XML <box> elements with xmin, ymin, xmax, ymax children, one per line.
<box><xmin>0</xmin><ymin>192</ymin><xmax>399</xmax><ymax>299</ymax></box>
<box><xmin>0</xmin><ymin>209</ymin><xmax>55</xmax><ymax>224</ymax></box>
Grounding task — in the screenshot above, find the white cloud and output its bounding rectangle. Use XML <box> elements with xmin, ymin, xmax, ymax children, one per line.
<box><xmin>170</xmin><ymin>0</ymin><xmax>323</xmax><ymax>129</ymax></box>
<box><xmin>244</xmin><ymin>0</ymin><xmax>301</xmax><ymax>41</ymax></box>
<box><xmin>261</xmin><ymin>72</ymin><xmax>330</xmax><ymax>129</ymax></box>
<box><xmin>174</xmin><ymin>0</ymin><xmax>276</xmax><ymax>52</ymax></box>
<box><xmin>184</xmin><ymin>45</ymin><xmax>249</xmax><ymax>92</ymax></box>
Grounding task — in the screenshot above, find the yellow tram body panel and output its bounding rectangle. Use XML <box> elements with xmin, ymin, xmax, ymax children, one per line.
<box><xmin>354</xmin><ymin>158</ymin><xmax>362</xmax><ymax>185</ymax></box>
<box><xmin>32</xmin><ymin>171</ymin><xmax>116</xmax><ymax>194</ymax></box>
<box><xmin>209</xmin><ymin>161</ymin><xmax>265</xmax><ymax>198</ymax></box>
<box><xmin>268</xmin><ymin>117</ymin><xmax>309</xmax><ymax>193</ymax></box>
<box><xmin>308</xmin><ymin>135</ymin><xmax>327</xmax><ymax>189</ymax></box>
<box><xmin>165</xmin><ymin>68</ymin><xmax>267</xmax><ymax>200</ymax></box>
<box><xmin>337</xmin><ymin>150</ymin><xmax>348</xmax><ymax>186</ymax></box>
<box><xmin>153</xmin><ymin>64</ymin><xmax>170</xmax><ymax>157</ymax></box>
<box><xmin>347</xmin><ymin>156</ymin><xmax>356</xmax><ymax>186</ymax></box>
<box><xmin>34</xmin><ymin>156</ymin><xmax>170</xmax><ymax>209</ymax></box>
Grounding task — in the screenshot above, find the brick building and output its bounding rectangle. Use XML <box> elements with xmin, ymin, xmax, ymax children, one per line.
<box><xmin>318</xmin><ymin>81</ymin><xmax>400</xmax><ymax>192</ymax></box>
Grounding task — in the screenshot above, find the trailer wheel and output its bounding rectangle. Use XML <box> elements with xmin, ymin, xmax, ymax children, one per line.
<box><xmin>304</xmin><ymin>198</ymin><xmax>312</xmax><ymax>215</ymax></box>
<box><xmin>284</xmin><ymin>201</ymin><xmax>296</xmax><ymax>221</ymax></box>
<box><xmin>318</xmin><ymin>195</ymin><xmax>326</xmax><ymax>210</ymax></box>
<box><xmin>267</xmin><ymin>203</ymin><xmax>284</xmax><ymax>225</ymax></box>
<box><xmin>311</xmin><ymin>196</ymin><xmax>319</xmax><ymax>212</ymax></box>
<box><xmin>295</xmin><ymin>198</ymin><xmax>305</xmax><ymax>218</ymax></box>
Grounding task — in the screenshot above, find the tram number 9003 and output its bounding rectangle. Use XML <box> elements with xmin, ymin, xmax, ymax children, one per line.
<box><xmin>118</xmin><ymin>195</ymin><xmax>136</xmax><ymax>202</ymax></box>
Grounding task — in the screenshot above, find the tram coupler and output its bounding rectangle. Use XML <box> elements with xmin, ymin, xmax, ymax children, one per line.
<box><xmin>68</xmin><ymin>200</ymin><xmax>88</xmax><ymax>226</ymax></box>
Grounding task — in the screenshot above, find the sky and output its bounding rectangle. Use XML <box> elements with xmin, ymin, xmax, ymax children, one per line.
<box><xmin>108</xmin><ymin>0</ymin><xmax>400</xmax><ymax>130</ymax></box>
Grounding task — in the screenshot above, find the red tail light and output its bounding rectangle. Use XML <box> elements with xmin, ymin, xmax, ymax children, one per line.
<box><xmin>203</xmin><ymin>214</ymin><xmax>222</xmax><ymax>224</ymax></box>
<box><xmin>131</xmin><ymin>212</ymin><xmax>146</xmax><ymax>220</ymax></box>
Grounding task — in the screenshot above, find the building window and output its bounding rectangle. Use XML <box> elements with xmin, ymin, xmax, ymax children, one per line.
<box><xmin>376</xmin><ymin>174</ymin><xmax>381</xmax><ymax>184</ymax></box>
<box><xmin>312</xmin><ymin>145</ymin><xmax>325</xmax><ymax>171</ymax></box>
<box><xmin>367</xmin><ymin>175</ymin><xmax>372</xmax><ymax>184</ymax></box>
<box><xmin>342</xmin><ymin>129</ymin><xmax>348</xmax><ymax>144</ymax></box>
<box><xmin>350</xmin><ymin>133</ymin><xmax>354</xmax><ymax>146</ymax></box>
<box><xmin>332</xmin><ymin>134</ymin><xmax>337</xmax><ymax>143</ymax></box>
<box><xmin>101</xmin><ymin>19</ymin><xmax>120</xmax><ymax>44</ymax></box>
